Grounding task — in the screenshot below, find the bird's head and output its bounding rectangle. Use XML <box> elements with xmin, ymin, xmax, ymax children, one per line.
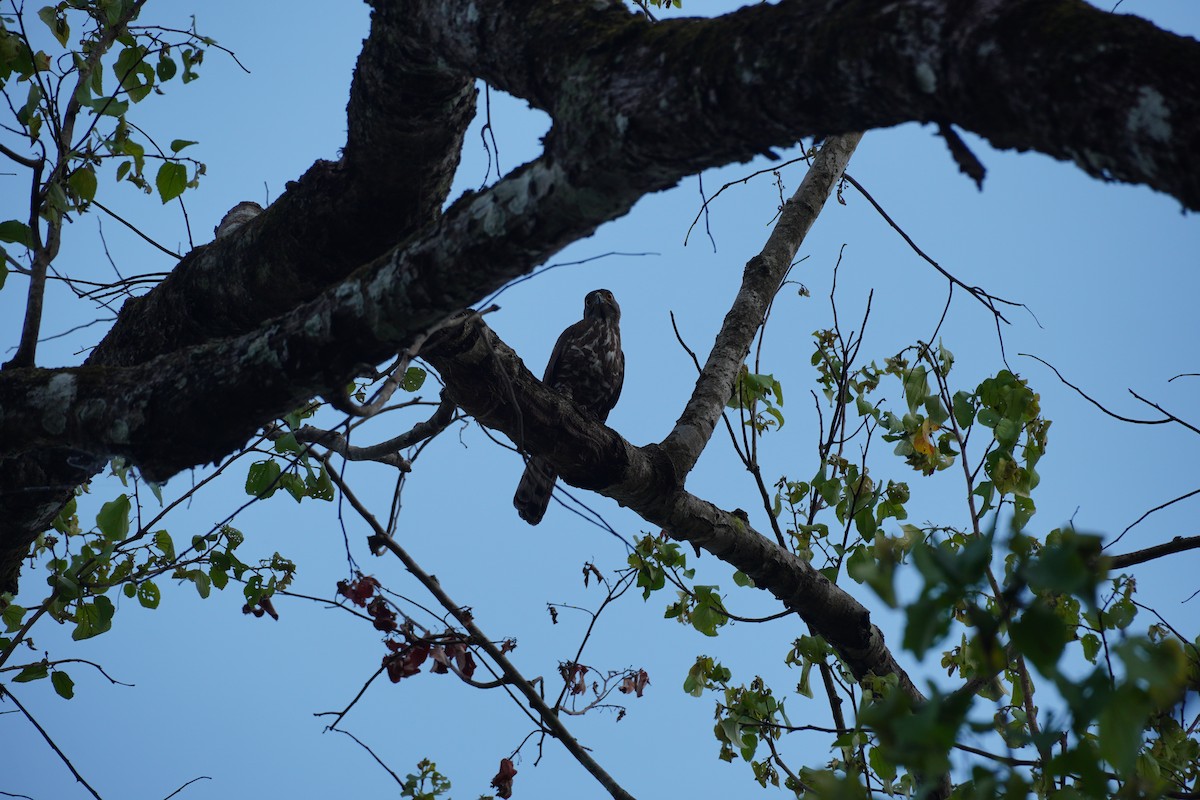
<box><xmin>584</xmin><ymin>289</ymin><xmax>620</xmax><ymax>322</ymax></box>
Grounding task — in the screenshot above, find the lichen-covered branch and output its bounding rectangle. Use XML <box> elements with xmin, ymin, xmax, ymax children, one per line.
<box><xmin>662</xmin><ymin>133</ymin><xmax>862</xmax><ymax>477</ymax></box>
<box><xmin>2</xmin><ymin>0</ymin><xmax>1198</xmax><ymax>594</ymax></box>
<box><xmin>402</xmin><ymin>0</ymin><xmax>1200</xmax><ymax>209</ymax></box>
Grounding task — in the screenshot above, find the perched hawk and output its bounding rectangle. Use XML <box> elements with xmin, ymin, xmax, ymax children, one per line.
<box><xmin>513</xmin><ymin>289</ymin><xmax>625</xmax><ymax>525</ymax></box>
<box><xmin>214</xmin><ymin>201</ymin><xmax>263</xmax><ymax>239</ymax></box>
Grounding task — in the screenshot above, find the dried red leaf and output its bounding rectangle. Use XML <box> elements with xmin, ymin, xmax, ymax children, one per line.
<box><xmin>583</xmin><ymin>562</ymin><xmax>603</xmax><ymax>586</ymax></box>
<box><xmin>619</xmin><ymin>668</ymin><xmax>651</xmax><ymax>698</ymax></box>
<box><xmin>366</xmin><ymin>596</ymin><xmax>398</xmax><ymax>632</ymax></box>
<box><xmin>491</xmin><ymin>757</ymin><xmax>517</xmax><ymax>799</ymax></box>
<box><xmin>382</xmin><ymin>641</ymin><xmax>430</xmax><ymax>682</ymax></box>
<box><xmin>559</xmin><ymin>662</ymin><xmax>588</xmax><ymax>695</ymax></box>
<box><xmin>457</xmin><ymin>648</ymin><xmax>476</xmax><ymax>679</ymax></box>
<box><xmin>337</xmin><ymin>575</ymin><xmax>380</xmax><ymax>607</ymax></box>
<box><xmin>259</xmin><ymin>596</ymin><xmax>279</xmax><ymax>621</ymax></box>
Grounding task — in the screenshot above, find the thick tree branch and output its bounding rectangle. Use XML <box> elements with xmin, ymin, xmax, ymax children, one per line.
<box><xmin>0</xmin><ymin>2</ymin><xmax>477</xmax><ymax>589</ymax></box>
<box><xmin>404</xmin><ymin>0</ymin><xmax>1200</xmax><ymax>209</ymax></box>
<box><xmin>89</xmin><ymin>3</ymin><xmax>475</xmax><ymax>370</ymax></box>
<box><xmin>2</xmin><ymin>0</ymin><xmax>1197</xmax><ymax>592</ymax></box>
<box><xmin>421</xmin><ymin>317</ymin><xmax>924</xmax><ymax>704</ymax></box>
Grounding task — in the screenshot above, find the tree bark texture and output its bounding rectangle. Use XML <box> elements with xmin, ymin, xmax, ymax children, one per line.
<box><xmin>1</xmin><ymin>0</ymin><xmax>1196</xmax><ymax>593</ymax></box>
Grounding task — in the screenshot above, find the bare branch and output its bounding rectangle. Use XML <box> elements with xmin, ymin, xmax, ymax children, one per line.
<box><xmin>0</xmin><ymin>141</ymin><xmax>41</xmax><ymax>169</ymax></box>
<box><xmin>841</xmin><ymin>171</ymin><xmax>1018</xmax><ymax>322</ymax></box>
<box><xmin>323</xmin><ymin>465</ymin><xmax>636</xmax><ymax>800</ymax></box>
<box><xmin>662</xmin><ymin>133</ymin><xmax>862</xmax><ymax>477</ymax></box>
<box><xmin>1107</xmin><ymin>487</ymin><xmax>1200</xmax><ymax>552</ymax></box>
<box><xmin>1108</xmin><ymin>535</ymin><xmax>1200</xmax><ymax>570</ymax></box>
<box><xmin>92</xmin><ymin>200</ymin><xmax>182</xmax><ymax>259</ymax></box>
<box><xmin>1023</xmin><ymin>353</ymin><xmax>1179</xmax><ymax>426</ymax></box>
<box><xmin>1</xmin><ymin>687</ymin><xmax>105</xmax><ymax>800</ymax></box>
<box><xmin>1129</xmin><ymin>389</ymin><xmax>1200</xmax><ymax>436</ymax></box>
<box><xmin>160</xmin><ymin>776</ymin><xmax>212</xmax><ymax>800</ymax></box>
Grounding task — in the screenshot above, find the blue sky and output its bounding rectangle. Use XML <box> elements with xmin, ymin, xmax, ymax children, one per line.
<box><xmin>3</xmin><ymin>2</ymin><xmax>1199</xmax><ymax>798</ymax></box>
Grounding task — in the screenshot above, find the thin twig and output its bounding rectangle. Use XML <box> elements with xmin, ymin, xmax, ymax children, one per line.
<box><xmin>160</xmin><ymin>776</ymin><xmax>211</xmax><ymax>800</ymax></box>
<box><xmin>2</xmin><ymin>687</ymin><xmax>105</xmax><ymax>799</ymax></box>
<box><xmin>331</xmin><ymin>728</ymin><xmax>405</xmax><ymax>786</ymax></box>
<box><xmin>841</xmin><ymin>171</ymin><xmax>1021</xmax><ymax>324</ymax></box>
<box><xmin>1106</xmin><ymin>488</ymin><xmax>1200</xmax><ymax>551</ymax></box>
<box><xmin>1022</xmin><ymin>353</ymin><xmax>1175</xmax><ymax>426</ymax></box>
<box><xmin>315</xmin><ymin>667</ymin><xmax>385</xmax><ymax>731</ymax></box>
<box><xmin>92</xmin><ymin>200</ymin><xmax>182</xmax><ymax>258</ymax></box>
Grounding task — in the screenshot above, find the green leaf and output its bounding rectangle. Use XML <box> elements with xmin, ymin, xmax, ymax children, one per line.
<box><xmin>93</xmin><ymin>95</ymin><xmax>129</xmax><ymax>118</ymax></box>
<box><xmin>105</xmin><ymin>0</ymin><xmax>125</xmax><ymax>26</ymax></box>
<box><xmin>993</xmin><ymin>417</ymin><xmax>1021</xmax><ymax>449</ymax></box>
<box><xmin>0</xmin><ymin>219</ymin><xmax>33</xmax><ymax>247</ymax></box>
<box><xmin>273</xmin><ymin>432</ymin><xmax>300</xmax><ymax>453</ymax></box>
<box><xmin>903</xmin><ymin>596</ymin><xmax>951</xmax><ymax>658</ymax></box>
<box><xmin>279</xmin><ymin>472</ymin><xmax>307</xmax><ymax>503</ymax></box>
<box><xmin>189</xmin><ymin>570</ymin><xmax>211</xmax><ymax>599</ymax></box>
<box><xmin>153</xmin><ymin>530</ymin><xmax>175</xmax><ymax>560</ymax></box>
<box><xmin>307</xmin><ymin>465</ymin><xmax>334</xmax><ymax>501</ymax></box>
<box><xmin>403</xmin><ymin>366</ymin><xmax>427</xmax><ymax>392</ymax></box>
<box><xmin>952</xmin><ymin>391</ymin><xmax>975</xmax><ymax>429</ymax></box>
<box><xmin>14</xmin><ymin>662</ymin><xmax>49</xmax><ymax>682</ymax></box>
<box><xmin>169</xmin><ymin>138</ymin><xmax>197</xmax><ymax>153</ymax></box>
<box><xmin>924</xmin><ymin>396</ymin><xmax>950</xmax><ymax>427</ymax></box>
<box><xmin>2</xmin><ymin>602</ymin><xmax>26</xmax><ymax>632</ymax></box>
<box><xmin>45</xmin><ymin>182</ymin><xmax>69</xmax><ymax>221</ymax></box>
<box><xmin>155</xmin><ymin>161</ymin><xmax>188</xmax><ymax>203</ymax></box>
<box><xmin>245</xmin><ymin>460</ymin><xmax>282</xmax><ymax>498</ymax></box>
<box><xmin>37</xmin><ymin>7</ymin><xmax>70</xmax><ymax>47</ymax></box>
<box><xmin>137</xmin><ymin>580</ymin><xmax>161</xmax><ymax>609</ymax></box>
<box><xmin>157</xmin><ymin>55</ymin><xmax>177</xmax><ymax>81</ymax></box>
<box><xmin>52</xmin><ymin>670</ymin><xmax>75</xmax><ymax>699</ymax></box>
<box><xmin>0</xmin><ymin>253</ymin><xmax>7</xmax><ymax>290</ymax></box>
<box><xmin>1010</xmin><ymin>600</ymin><xmax>1069</xmax><ymax>673</ymax></box>
<box><xmin>1098</xmin><ymin>687</ymin><xmax>1151</xmax><ymax>776</ymax></box>
<box><xmin>868</xmin><ymin>746</ymin><xmax>897</xmax><ymax>782</ymax></box>
<box><xmin>68</xmin><ymin>167</ymin><xmax>98</xmax><ymax>203</ymax></box>
<box><xmin>113</xmin><ymin>45</ymin><xmax>153</xmax><ymax>102</ymax></box>
<box><xmin>72</xmin><ymin>596</ymin><xmax>115</xmax><ymax>640</ymax></box>
<box><xmin>96</xmin><ymin>494</ymin><xmax>131</xmax><ymax>540</ymax></box>
<box><xmin>902</xmin><ymin>365</ymin><xmax>929</xmax><ymax>413</ymax></box>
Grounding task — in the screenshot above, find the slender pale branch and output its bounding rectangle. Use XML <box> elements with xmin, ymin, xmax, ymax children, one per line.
<box><xmin>661</xmin><ymin>133</ymin><xmax>862</xmax><ymax>477</ymax></box>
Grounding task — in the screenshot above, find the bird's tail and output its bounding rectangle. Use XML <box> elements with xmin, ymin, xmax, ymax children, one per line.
<box><xmin>514</xmin><ymin>457</ymin><xmax>557</xmax><ymax>525</ymax></box>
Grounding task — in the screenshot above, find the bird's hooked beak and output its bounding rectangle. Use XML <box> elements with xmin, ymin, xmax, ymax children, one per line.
<box><xmin>586</xmin><ymin>289</ymin><xmax>619</xmax><ymax>320</ymax></box>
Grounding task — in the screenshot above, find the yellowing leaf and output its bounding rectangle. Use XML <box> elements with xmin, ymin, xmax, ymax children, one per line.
<box><xmin>911</xmin><ymin>418</ymin><xmax>939</xmax><ymax>457</ymax></box>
